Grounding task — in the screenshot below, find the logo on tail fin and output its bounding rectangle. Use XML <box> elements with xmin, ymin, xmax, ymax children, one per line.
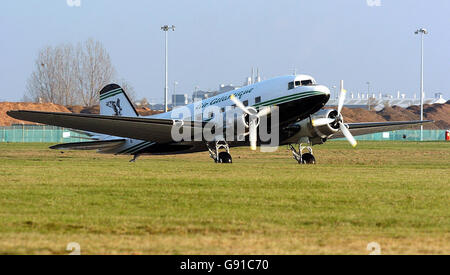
<box><xmin>106</xmin><ymin>98</ymin><xmax>122</xmax><ymax>116</ymax></box>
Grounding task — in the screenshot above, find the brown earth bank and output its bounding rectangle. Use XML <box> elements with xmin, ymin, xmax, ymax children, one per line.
<box><xmin>0</xmin><ymin>102</ymin><xmax>71</xmax><ymax>126</ymax></box>
<box><xmin>1</xmin><ymin>101</ymin><xmax>449</xmax><ymax>129</ymax></box>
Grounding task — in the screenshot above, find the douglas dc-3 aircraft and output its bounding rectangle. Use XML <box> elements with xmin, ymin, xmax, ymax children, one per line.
<box><xmin>8</xmin><ymin>75</ymin><xmax>431</xmax><ymax>164</ymax></box>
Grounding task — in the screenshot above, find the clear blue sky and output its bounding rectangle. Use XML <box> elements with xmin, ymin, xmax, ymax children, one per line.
<box><xmin>1</xmin><ymin>0</ymin><xmax>449</xmax><ymax>103</ymax></box>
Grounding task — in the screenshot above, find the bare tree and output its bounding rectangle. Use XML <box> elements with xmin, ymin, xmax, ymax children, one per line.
<box><xmin>25</xmin><ymin>39</ymin><xmax>119</xmax><ymax>106</ymax></box>
<box><xmin>26</xmin><ymin>44</ymin><xmax>78</xmax><ymax>106</ymax></box>
<box><xmin>76</xmin><ymin>39</ymin><xmax>117</xmax><ymax>106</ymax></box>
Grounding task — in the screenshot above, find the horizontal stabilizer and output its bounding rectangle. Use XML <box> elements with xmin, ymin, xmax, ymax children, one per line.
<box><xmin>50</xmin><ymin>139</ymin><xmax>126</xmax><ymax>151</ymax></box>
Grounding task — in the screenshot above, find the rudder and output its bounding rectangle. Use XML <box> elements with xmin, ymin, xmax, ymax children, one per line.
<box><xmin>100</xmin><ymin>84</ymin><xmax>139</xmax><ymax>117</ymax></box>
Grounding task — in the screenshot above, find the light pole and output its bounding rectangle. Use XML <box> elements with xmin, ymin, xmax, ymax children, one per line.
<box><xmin>173</xmin><ymin>81</ymin><xmax>178</xmax><ymax>94</ymax></box>
<box><xmin>415</xmin><ymin>28</ymin><xmax>428</xmax><ymax>141</ymax></box>
<box><xmin>161</xmin><ymin>25</ymin><xmax>175</xmax><ymax>112</ymax></box>
<box><xmin>332</xmin><ymin>86</ymin><xmax>337</xmax><ymax>100</ymax></box>
<box><xmin>366</xmin><ymin>82</ymin><xmax>371</xmax><ymax>110</ymax></box>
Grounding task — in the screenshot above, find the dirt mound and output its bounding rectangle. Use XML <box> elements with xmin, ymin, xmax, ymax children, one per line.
<box><xmin>324</xmin><ymin>103</ymin><xmax>448</xmax><ymax>129</ymax></box>
<box><xmin>377</xmin><ymin>106</ymin><xmax>419</xmax><ymax>121</ymax></box>
<box><xmin>340</xmin><ymin>107</ymin><xmax>385</xmax><ymax>123</ymax></box>
<box><xmin>407</xmin><ymin>103</ymin><xmax>450</xmax><ymax>129</ymax></box>
<box><xmin>0</xmin><ymin>102</ymin><xmax>70</xmax><ymax>126</ymax></box>
<box><xmin>80</xmin><ymin>105</ymin><xmax>100</xmax><ymax>114</ymax></box>
<box><xmin>136</xmin><ymin>107</ymin><xmax>164</xmax><ymax>116</ymax></box>
<box><xmin>66</xmin><ymin>105</ymin><xmax>85</xmax><ymax>113</ymax></box>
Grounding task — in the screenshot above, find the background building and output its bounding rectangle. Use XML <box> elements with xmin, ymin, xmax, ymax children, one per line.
<box><xmin>326</xmin><ymin>91</ymin><xmax>447</xmax><ymax>111</ymax></box>
<box><xmin>172</xmin><ymin>94</ymin><xmax>189</xmax><ymax>107</ymax></box>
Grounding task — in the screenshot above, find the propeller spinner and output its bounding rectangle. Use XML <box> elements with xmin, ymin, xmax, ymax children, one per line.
<box><xmin>311</xmin><ymin>88</ymin><xmax>357</xmax><ymax>148</ymax></box>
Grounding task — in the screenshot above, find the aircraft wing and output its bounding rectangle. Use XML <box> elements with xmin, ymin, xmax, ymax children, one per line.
<box><xmin>330</xmin><ymin>120</ymin><xmax>433</xmax><ymax>139</ymax></box>
<box><xmin>50</xmin><ymin>139</ymin><xmax>126</xmax><ymax>150</ymax></box>
<box><xmin>7</xmin><ymin>110</ymin><xmax>204</xmax><ymax>144</ymax></box>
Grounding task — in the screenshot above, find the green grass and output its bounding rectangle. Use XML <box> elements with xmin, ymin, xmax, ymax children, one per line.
<box><xmin>0</xmin><ymin>141</ymin><xmax>449</xmax><ymax>255</ymax></box>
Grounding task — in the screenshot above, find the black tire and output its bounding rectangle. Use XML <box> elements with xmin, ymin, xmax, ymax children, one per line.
<box><xmin>300</xmin><ymin>153</ymin><xmax>316</xmax><ymax>165</ymax></box>
<box><xmin>218</xmin><ymin>152</ymin><xmax>232</xmax><ymax>163</ymax></box>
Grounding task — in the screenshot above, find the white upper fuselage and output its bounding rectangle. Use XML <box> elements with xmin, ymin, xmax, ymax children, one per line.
<box><xmin>149</xmin><ymin>75</ymin><xmax>330</xmax><ymax>121</ymax></box>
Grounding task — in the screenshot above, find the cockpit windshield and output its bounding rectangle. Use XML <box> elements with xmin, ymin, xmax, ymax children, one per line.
<box><xmin>288</xmin><ymin>78</ymin><xmax>315</xmax><ymax>90</ymax></box>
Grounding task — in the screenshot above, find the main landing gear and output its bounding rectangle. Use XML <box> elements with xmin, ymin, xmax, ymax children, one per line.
<box><xmin>207</xmin><ymin>140</ymin><xmax>232</xmax><ymax>163</ymax></box>
<box><xmin>289</xmin><ymin>143</ymin><xmax>316</xmax><ymax>165</ymax></box>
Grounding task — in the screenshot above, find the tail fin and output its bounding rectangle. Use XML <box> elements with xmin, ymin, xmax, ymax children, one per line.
<box><xmin>100</xmin><ymin>84</ymin><xmax>139</xmax><ymax>117</ymax></box>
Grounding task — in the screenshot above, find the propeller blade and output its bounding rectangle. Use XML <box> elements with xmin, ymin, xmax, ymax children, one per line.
<box><xmin>230</xmin><ymin>94</ymin><xmax>251</xmax><ymax>115</ymax></box>
<box><xmin>311</xmin><ymin>118</ymin><xmax>335</xmax><ymax>127</ymax></box>
<box><xmin>249</xmin><ymin>118</ymin><xmax>258</xmax><ymax>151</ymax></box>
<box><xmin>339</xmin><ymin>122</ymin><xmax>357</xmax><ymax>148</ymax></box>
<box><xmin>257</xmin><ymin>106</ymin><xmax>271</xmax><ymax>117</ymax></box>
<box><xmin>337</xmin><ymin>89</ymin><xmax>347</xmax><ymax>114</ymax></box>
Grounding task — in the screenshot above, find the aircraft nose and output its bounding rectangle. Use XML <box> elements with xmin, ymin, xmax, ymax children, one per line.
<box><xmin>314</xmin><ymin>85</ymin><xmax>330</xmax><ymax>96</ymax></box>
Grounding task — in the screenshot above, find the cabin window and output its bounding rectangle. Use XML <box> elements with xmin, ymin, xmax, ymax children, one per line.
<box><xmin>295</xmin><ymin>81</ymin><xmax>301</xmax><ymax>86</ymax></box>
<box><xmin>255</xmin><ymin>96</ymin><xmax>261</xmax><ymax>104</ymax></box>
<box><xmin>221</xmin><ymin>107</ymin><xmax>225</xmax><ymax>113</ymax></box>
<box><xmin>243</xmin><ymin>100</ymin><xmax>248</xmax><ymax>107</ymax></box>
<box><xmin>288</xmin><ymin>82</ymin><xmax>295</xmax><ymax>90</ymax></box>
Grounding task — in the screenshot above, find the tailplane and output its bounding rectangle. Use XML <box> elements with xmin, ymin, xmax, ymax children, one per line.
<box><xmin>100</xmin><ymin>84</ymin><xmax>139</xmax><ymax>117</ymax></box>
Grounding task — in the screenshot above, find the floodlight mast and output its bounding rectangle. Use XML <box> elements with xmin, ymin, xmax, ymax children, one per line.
<box><xmin>415</xmin><ymin>28</ymin><xmax>428</xmax><ymax>141</ymax></box>
<box><xmin>161</xmin><ymin>25</ymin><xmax>175</xmax><ymax>112</ymax></box>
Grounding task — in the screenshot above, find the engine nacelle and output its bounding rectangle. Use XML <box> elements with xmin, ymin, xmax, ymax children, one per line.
<box><xmin>296</xmin><ymin>109</ymin><xmax>340</xmax><ymax>145</ymax></box>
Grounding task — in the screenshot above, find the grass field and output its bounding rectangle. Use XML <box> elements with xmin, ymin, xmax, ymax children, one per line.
<box><xmin>0</xmin><ymin>141</ymin><xmax>449</xmax><ymax>255</ymax></box>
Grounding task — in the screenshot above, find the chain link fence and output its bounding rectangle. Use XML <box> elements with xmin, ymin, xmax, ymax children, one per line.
<box><xmin>337</xmin><ymin>130</ymin><xmax>448</xmax><ymax>141</ymax></box>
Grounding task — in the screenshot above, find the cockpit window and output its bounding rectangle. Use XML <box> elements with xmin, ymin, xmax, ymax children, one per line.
<box><xmin>289</xmin><ymin>79</ymin><xmax>315</xmax><ymax>90</ymax></box>
<box><xmin>301</xmin><ymin>79</ymin><xmax>313</xmax><ymax>86</ymax></box>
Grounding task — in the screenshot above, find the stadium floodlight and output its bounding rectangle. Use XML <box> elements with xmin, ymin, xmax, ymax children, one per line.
<box><xmin>415</xmin><ymin>28</ymin><xmax>428</xmax><ymax>141</ymax></box>
<box><xmin>161</xmin><ymin>25</ymin><xmax>176</xmax><ymax>112</ymax></box>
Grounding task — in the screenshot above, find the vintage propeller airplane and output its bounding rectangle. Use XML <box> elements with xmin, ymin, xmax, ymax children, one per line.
<box><xmin>7</xmin><ymin>74</ymin><xmax>431</xmax><ymax>164</ymax></box>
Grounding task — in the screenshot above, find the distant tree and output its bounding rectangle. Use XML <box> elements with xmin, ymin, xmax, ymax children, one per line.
<box><xmin>25</xmin><ymin>39</ymin><xmax>133</xmax><ymax>107</ymax></box>
<box><xmin>26</xmin><ymin>43</ymin><xmax>79</xmax><ymax>106</ymax></box>
<box><xmin>75</xmin><ymin>39</ymin><xmax>117</xmax><ymax>106</ymax></box>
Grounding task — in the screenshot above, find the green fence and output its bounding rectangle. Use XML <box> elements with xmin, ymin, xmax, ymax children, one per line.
<box><xmin>0</xmin><ymin>125</ymin><xmax>90</xmax><ymax>143</ymax></box>
<box><xmin>336</xmin><ymin>130</ymin><xmax>448</xmax><ymax>141</ymax></box>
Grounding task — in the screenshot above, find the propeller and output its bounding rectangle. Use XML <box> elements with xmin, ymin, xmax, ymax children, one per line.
<box><xmin>229</xmin><ymin>94</ymin><xmax>271</xmax><ymax>150</ymax></box>
<box><xmin>310</xmin><ymin>88</ymin><xmax>357</xmax><ymax>148</ymax></box>
<box><xmin>336</xmin><ymin>88</ymin><xmax>357</xmax><ymax>147</ymax></box>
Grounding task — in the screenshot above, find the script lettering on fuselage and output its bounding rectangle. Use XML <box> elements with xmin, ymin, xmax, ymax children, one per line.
<box><xmin>195</xmin><ymin>88</ymin><xmax>254</xmax><ymax>110</ymax></box>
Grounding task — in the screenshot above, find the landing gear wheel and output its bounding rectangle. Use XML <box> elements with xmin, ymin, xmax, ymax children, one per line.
<box><xmin>289</xmin><ymin>143</ymin><xmax>316</xmax><ymax>165</ymax></box>
<box><xmin>300</xmin><ymin>153</ymin><xmax>316</xmax><ymax>165</ymax></box>
<box><xmin>207</xmin><ymin>140</ymin><xmax>232</xmax><ymax>164</ymax></box>
<box><xmin>217</xmin><ymin>152</ymin><xmax>232</xmax><ymax>163</ymax></box>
